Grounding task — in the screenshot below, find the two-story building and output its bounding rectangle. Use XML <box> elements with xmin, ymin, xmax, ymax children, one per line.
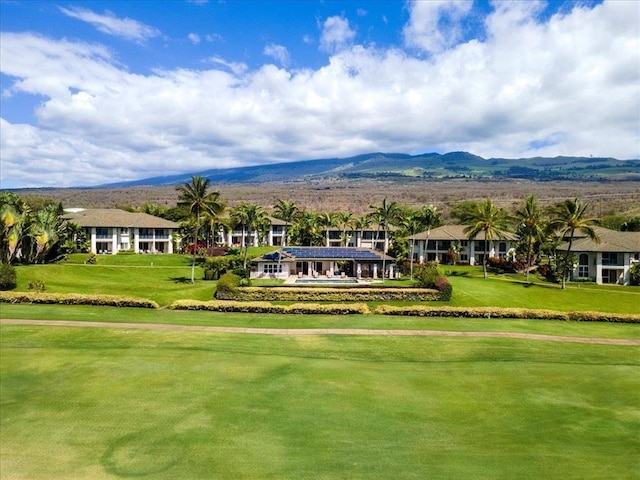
<box><xmin>63</xmin><ymin>209</ymin><xmax>178</xmax><ymax>254</ymax></box>
<box><xmin>409</xmin><ymin>224</ymin><xmax>518</xmax><ymax>265</ymax></box>
<box><xmin>558</xmin><ymin>226</ymin><xmax>640</xmax><ymax>285</ymax></box>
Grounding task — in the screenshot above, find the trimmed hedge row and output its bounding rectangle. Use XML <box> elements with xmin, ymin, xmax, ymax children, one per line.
<box><xmin>374</xmin><ymin>305</ymin><xmax>640</xmax><ymax>323</ymax></box>
<box><xmin>170</xmin><ymin>300</ymin><xmax>370</xmax><ymax>315</ymax></box>
<box><xmin>215</xmin><ymin>287</ymin><xmax>442</xmax><ymax>302</ymax></box>
<box><xmin>0</xmin><ymin>291</ymin><xmax>159</xmax><ymax>309</ymax></box>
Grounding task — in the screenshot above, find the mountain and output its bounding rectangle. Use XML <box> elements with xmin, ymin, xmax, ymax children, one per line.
<box><xmin>99</xmin><ymin>152</ymin><xmax>640</xmax><ymax>187</ymax></box>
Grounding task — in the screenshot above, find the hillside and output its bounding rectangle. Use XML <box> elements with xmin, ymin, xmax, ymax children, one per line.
<box><xmin>100</xmin><ymin>152</ymin><xmax>640</xmax><ymax>187</ymax></box>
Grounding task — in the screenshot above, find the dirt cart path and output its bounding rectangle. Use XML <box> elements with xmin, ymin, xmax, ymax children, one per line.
<box><xmin>2</xmin><ymin>319</ymin><xmax>639</xmax><ymax>346</ymax></box>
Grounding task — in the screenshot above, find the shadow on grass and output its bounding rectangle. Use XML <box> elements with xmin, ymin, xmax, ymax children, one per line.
<box><xmin>445</xmin><ymin>270</ymin><xmax>470</xmax><ymax>277</ymax></box>
<box><xmin>169</xmin><ymin>276</ymin><xmax>192</xmax><ymax>284</ymax></box>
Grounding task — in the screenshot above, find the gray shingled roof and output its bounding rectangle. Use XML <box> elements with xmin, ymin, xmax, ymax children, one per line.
<box><xmin>557</xmin><ymin>226</ymin><xmax>640</xmax><ymax>253</ymax></box>
<box><xmin>63</xmin><ymin>209</ymin><xmax>178</xmax><ymax>229</ymax></box>
<box><xmin>408</xmin><ymin>224</ymin><xmax>518</xmax><ymax>241</ymax></box>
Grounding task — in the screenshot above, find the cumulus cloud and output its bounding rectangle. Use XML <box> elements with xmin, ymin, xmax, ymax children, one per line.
<box><xmin>320</xmin><ymin>16</ymin><xmax>356</xmax><ymax>53</ymax></box>
<box><xmin>263</xmin><ymin>43</ymin><xmax>290</xmax><ymax>66</ymax></box>
<box><xmin>0</xmin><ymin>1</ymin><xmax>638</xmax><ymax>188</ymax></box>
<box><xmin>403</xmin><ymin>0</ymin><xmax>474</xmax><ymax>54</ymax></box>
<box><xmin>59</xmin><ymin>6</ymin><xmax>160</xmax><ymax>43</ymax></box>
<box><xmin>187</xmin><ymin>33</ymin><xmax>201</xmax><ymax>45</ymax></box>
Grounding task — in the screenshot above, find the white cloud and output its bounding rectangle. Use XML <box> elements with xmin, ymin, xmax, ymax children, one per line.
<box><xmin>263</xmin><ymin>43</ymin><xmax>290</xmax><ymax>66</ymax></box>
<box><xmin>59</xmin><ymin>7</ymin><xmax>160</xmax><ymax>43</ymax></box>
<box><xmin>403</xmin><ymin>0</ymin><xmax>473</xmax><ymax>54</ymax></box>
<box><xmin>320</xmin><ymin>16</ymin><xmax>356</xmax><ymax>53</ymax></box>
<box><xmin>0</xmin><ymin>1</ymin><xmax>638</xmax><ymax>188</ymax></box>
<box><xmin>188</xmin><ymin>33</ymin><xmax>201</xmax><ymax>45</ymax></box>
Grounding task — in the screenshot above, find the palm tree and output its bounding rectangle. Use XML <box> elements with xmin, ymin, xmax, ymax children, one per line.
<box><xmin>352</xmin><ymin>215</ymin><xmax>371</xmax><ymax>248</ymax></box>
<box><xmin>0</xmin><ymin>194</ymin><xmax>31</xmax><ymax>264</ymax></box>
<box><xmin>400</xmin><ymin>213</ymin><xmax>424</xmax><ymax>279</ymax></box>
<box><xmin>514</xmin><ymin>194</ymin><xmax>546</xmax><ymax>283</ymax></box>
<box><xmin>463</xmin><ymin>199</ymin><xmax>509</xmax><ymax>279</ymax></box>
<box><xmin>273</xmin><ymin>199</ymin><xmax>299</xmax><ymax>247</ymax></box>
<box><xmin>334</xmin><ymin>212</ymin><xmax>354</xmax><ymax>246</ymax></box>
<box><xmin>548</xmin><ymin>198</ymin><xmax>600</xmax><ymax>289</ymax></box>
<box><xmin>369</xmin><ymin>198</ymin><xmax>401</xmax><ymax>282</ymax></box>
<box><xmin>30</xmin><ymin>204</ymin><xmax>61</xmax><ymax>263</ymax></box>
<box><xmin>230</xmin><ymin>203</ymin><xmax>269</xmax><ymax>269</ymax></box>
<box><xmin>176</xmin><ymin>176</ymin><xmax>224</xmax><ymax>283</ymax></box>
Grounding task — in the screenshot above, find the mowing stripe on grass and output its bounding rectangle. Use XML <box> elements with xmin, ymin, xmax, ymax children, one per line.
<box><xmin>2</xmin><ymin>319</ymin><xmax>639</xmax><ymax>345</ymax></box>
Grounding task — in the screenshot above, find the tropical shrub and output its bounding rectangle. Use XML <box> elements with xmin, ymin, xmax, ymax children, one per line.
<box><xmin>0</xmin><ymin>264</ymin><xmax>17</xmax><ymax>290</ymax></box>
<box><xmin>412</xmin><ymin>262</ymin><xmax>440</xmax><ymax>288</ymax></box>
<box><xmin>203</xmin><ymin>255</ymin><xmax>243</xmax><ymax>280</ymax></box>
<box><xmin>215</xmin><ymin>272</ymin><xmax>242</xmax><ymax>295</ymax></box>
<box><xmin>630</xmin><ymin>263</ymin><xmax>640</xmax><ymax>286</ymax></box>
<box><xmin>215</xmin><ymin>287</ymin><xmax>441</xmax><ymax>302</ymax></box>
<box><xmin>486</xmin><ymin>257</ymin><xmax>519</xmax><ymax>273</ymax></box>
<box><xmin>434</xmin><ymin>275</ymin><xmax>453</xmax><ymax>301</ymax></box>
<box><xmin>374</xmin><ymin>305</ymin><xmax>640</xmax><ymax>323</ymax></box>
<box><xmin>170</xmin><ymin>300</ymin><xmax>370</xmax><ymax>315</ymax></box>
<box><xmin>0</xmin><ymin>292</ymin><xmax>158</xmax><ymax>308</ymax></box>
<box><xmin>28</xmin><ymin>280</ymin><xmax>46</xmax><ymax>292</ymax></box>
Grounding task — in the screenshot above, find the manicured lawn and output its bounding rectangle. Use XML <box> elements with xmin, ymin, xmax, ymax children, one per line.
<box><xmin>14</xmin><ymin>255</ymin><xmax>214</xmax><ymax>305</ymax></box>
<box><xmin>10</xmin><ymin>255</ymin><xmax>640</xmax><ymax>311</ymax></box>
<box><xmin>1</xmin><ymin>324</ymin><xmax>638</xmax><ymax>479</ymax></box>
<box><xmin>2</xmin><ymin>304</ymin><xmax>640</xmax><ymax>339</ymax></box>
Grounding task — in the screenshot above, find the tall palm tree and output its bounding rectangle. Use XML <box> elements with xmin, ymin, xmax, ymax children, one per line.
<box><xmin>230</xmin><ymin>203</ymin><xmax>269</xmax><ymax>269</ymax></box>
<box><xmin>273</xmin><ymin>199</ymin><xmax>299</xmax><ymax>247</ymax></box>
<box><xmin>369</xmin><ymin>198</ymin><xmax>400</xmax><ymax>282</ymax></box>
<box><xmin>352</xmin><ymin>215</ymin><xmax>371</xmax><ymax>248</ymax></box>
<box><xmin>548</xmin><ymin>198</ymin><xmax>600</xmax><ymax>289</ymax></box>
<box><xmin>176</xmin><ymin>176</ymin><xmax>224</xmax><ymax>283</ymax></box>
<box><xmin>515</xmin><ymin>194</ymin><xmax>546</xmax><ymax>283</ymax></box>
<box><xmin>400</xmin><ymin>213</ymin><xmax>424</xmax><ymax>279</ymax></box>
<box><xmin>334</xmin><ymin>212</ymin><xmax>354</xmax><ymax>246</ymax></box>
<box><xmin>463</xmin><ymin>199</ymin><xmax>509</xmax><ymax>279</ymax></box>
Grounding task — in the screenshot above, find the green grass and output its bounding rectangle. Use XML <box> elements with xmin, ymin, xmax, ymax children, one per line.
<box><xmin>1</xmin><ymin>324</ymin><xmax>638</xmax><ymax>479</ymax></box>
<box><xmin>16</xmin><ymin>253</ymin><xmax>215</xmax><ymax>305</ymax></box>
<box><xmin>12</xmin><ymin>257</ymin><xmax>640</xmax><ymax>312</ymax></box>
<box><xmin>2</xmin><ymin>304</ymin><xmax>640</xmax><ymax>339</ymax></box>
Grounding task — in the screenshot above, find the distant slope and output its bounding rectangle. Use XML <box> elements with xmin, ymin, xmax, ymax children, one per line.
<box><xmin>100</xmin><ymin>152</ymin><xmax>640</xmax><ymax>187</ymax></box>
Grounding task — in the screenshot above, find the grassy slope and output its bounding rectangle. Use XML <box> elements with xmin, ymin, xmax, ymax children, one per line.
<box><xmin>10</xmin><ymin>255</ymin><xmax>640</xmax><ymax>312</ymax></box>
<box><xmin>1</xmin><ymin>325</ymin><xmax>638</xmax><ymax>480</ymax></box>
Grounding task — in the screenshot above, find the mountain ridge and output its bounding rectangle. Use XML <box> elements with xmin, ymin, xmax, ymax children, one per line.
<box><xmin>99</xmin><ymin>152</ymin><xmax>640</xmax><ymax>187</ymax></box>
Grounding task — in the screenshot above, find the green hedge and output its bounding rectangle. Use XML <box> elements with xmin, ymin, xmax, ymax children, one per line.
<box><xmin>0</xmin><ymin>292</ymin><xmax>159</xmax><ymax>309</ymax></box>
<box><xmin>170</xmin><ymin>300</ymin><xmax>370</xmax><ymax>315</ymax></box>
<box><xmin>374</xmin><ymin>305</ymin><xmax>640</xmax><ymax>323</ymax></box>
<box><xmin>215</xmin><ymin>287</ymin><xmax>441</xmax><ymax>302</ymax></box>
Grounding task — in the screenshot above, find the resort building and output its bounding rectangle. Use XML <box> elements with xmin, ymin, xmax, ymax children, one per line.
<box><xmin>63</xmin><ymin>209</ymin><xmax>178</xmax><ymax>254</ymax></box>
<box><xmin>223</xmin><ymin>217</ymin><xmax>289</xmax><ymax>247</ymax></box>
<box><xmin>409</xmin><ymin>225</ymin><xmax>518</xmax><ymax>265</ymax></box>
<box><xmin>557</xmin><ymin>226</ymin><xmax>640</xmax><ymax>285</ymax></box>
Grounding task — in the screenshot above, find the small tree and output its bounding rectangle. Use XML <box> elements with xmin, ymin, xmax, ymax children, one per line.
<box><xmin>0</xmin><ymin>264</ymin><xmax>17</xmax><ymax>290</ymax></box>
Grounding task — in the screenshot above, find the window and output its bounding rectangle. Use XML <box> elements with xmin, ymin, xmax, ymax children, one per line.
<box><xmin>602</xmin><ymin>253</ymin><xmax>620</xmax><ymax>266</ymax></box>
<box><xmin>578</xmin><ymin>254</ymin><xmax>589</xmax><ymax>278</ymax></box>
<box><xmin>96</xmin><ymin>227</ymin><xmax>110</xmax><ymax>238</ymax></box>
<box><xmin>263</xmin><ymin>263</ymin><xmax>283</xmax><ymax>274</ymax></box>
<box><xmin>120</xmin><ymin>228</ymin><xmax>129</xmax><ymax>235</ymax></box>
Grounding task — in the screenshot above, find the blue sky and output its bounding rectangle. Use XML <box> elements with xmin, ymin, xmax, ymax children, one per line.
<box><xmin>1</xmin><ymin>0</ymin><xmax>638</xmax><ymax>188</ymax></box>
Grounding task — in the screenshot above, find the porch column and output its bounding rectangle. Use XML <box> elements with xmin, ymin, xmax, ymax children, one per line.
<box><xmin>596</xmin><ymin>252</ymin><xmax>603</xmax><ymax>284</ymax></box>
<box><xmin>168</xmin><ymin>230</ymin><xmax>174</xmax><ymax>254</ymax></box>
<box><xmin>389</xmin><ymin>264</ymin><xmax>394</xmax><ymax>279</ymax></box>
<box><xmin>134</xmin><ymin>228</ymin><xmax>140</xmax><ymax>253</ymax></box>
<box><xmin>373</xmin><ymin>264</ymin><xmax>378</xmax><ymax>279</ymax></box>
<box><xmin>111</xmin><ymin>228</ymin><xmax>118</xmax><ymax>254</ymax></box>
<box><xmin>90</xmin><ymin>228</ymin><xmax>97</xmax><ymax>254</ymax></box>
